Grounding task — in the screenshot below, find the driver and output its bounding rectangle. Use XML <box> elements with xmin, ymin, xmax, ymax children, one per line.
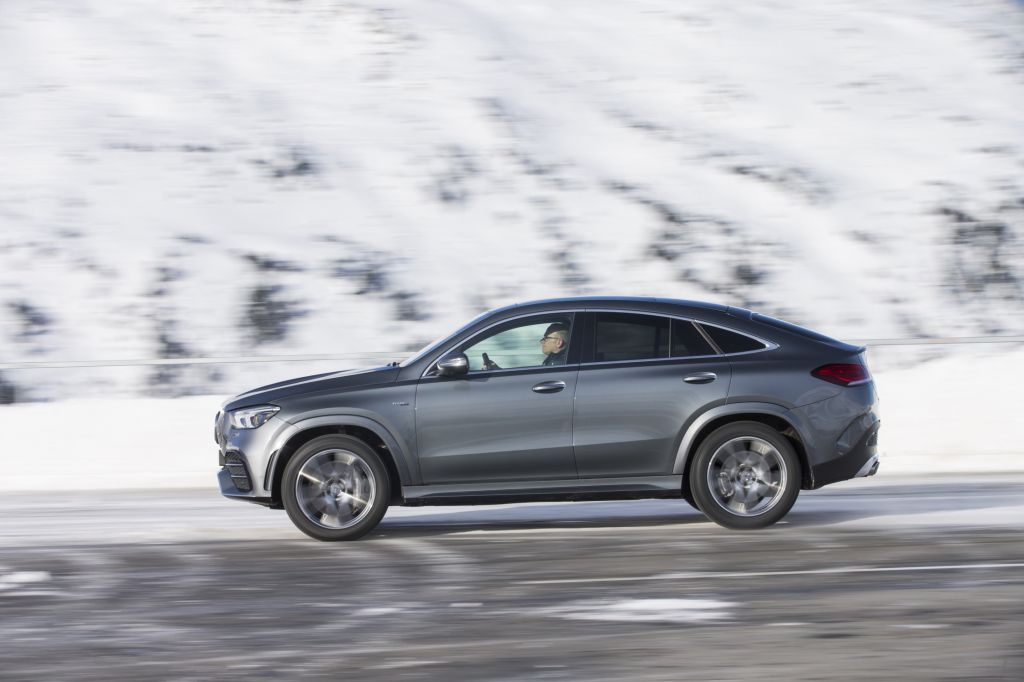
<box><xmin>540</xmin><ymin>323</ymin><xmax>569</xmax><ymax>366</ymax></box>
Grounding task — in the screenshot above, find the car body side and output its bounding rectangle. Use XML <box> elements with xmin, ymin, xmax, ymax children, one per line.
<box><xmin>217</xmin><ymin>297</ymin><xmax>879</xmax><ymax>508</ymax></box>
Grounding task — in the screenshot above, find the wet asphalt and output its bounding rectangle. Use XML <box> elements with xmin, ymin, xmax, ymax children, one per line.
<box><xmin>1</xmin><ymin>475</ymin><xmax>1022</xmax><ymax>681</ymax></box>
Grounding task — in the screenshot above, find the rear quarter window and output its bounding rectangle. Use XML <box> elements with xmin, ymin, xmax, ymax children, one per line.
<box><xmin>700</xmin><ymin>324</ymin><xmax>766</xmax><ymax>354</ymax></box>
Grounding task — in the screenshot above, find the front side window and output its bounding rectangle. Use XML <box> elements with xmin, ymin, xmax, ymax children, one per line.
<box><xmin>461</xmin><ymin>314</ymin><xmax>574</xmax><ymax>371</ymax></box>
<box><xmin>594</xmin><ymin>313</ymin><xmax>669</xmax><ymax>362</ymax></box>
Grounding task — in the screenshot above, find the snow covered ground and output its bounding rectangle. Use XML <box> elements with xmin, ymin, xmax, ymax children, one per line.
<box><xmin>1</xmin><ymin>0</ymin><xmax>1022</xmax><ymax>402</ymax></box>
<box><xmin>2</xmin><ymin>345</ymin><xmax>1021</xmax><ymax>492</ymax></box>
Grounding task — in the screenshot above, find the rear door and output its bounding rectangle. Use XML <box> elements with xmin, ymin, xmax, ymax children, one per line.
<box><xmin>571</xmin><ymin>311</ymin><xmax>731</xmax><ymax>478</ymax></box>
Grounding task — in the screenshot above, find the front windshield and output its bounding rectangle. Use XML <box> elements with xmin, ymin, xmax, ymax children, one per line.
<box><xmin>399</xmin><ymin>310</ymin><xmax>494</xmax><ymax>367</ymax></box>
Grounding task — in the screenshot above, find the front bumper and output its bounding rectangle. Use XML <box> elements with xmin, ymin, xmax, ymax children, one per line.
<box><xmin>217</xmin><ymin>466</ymin><xmax>273</xmax><ymax>506</ymax></box>
<box><xmin>215</xmin><ymin>410</ymin><xmax>293</xmax><ymax>503</ymax></box>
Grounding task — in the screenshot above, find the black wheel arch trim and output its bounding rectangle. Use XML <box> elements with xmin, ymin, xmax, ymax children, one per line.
<box><xmin>267</xmin><ymin>414</ymin><xmax>417</xmax><ymax>495</ymax></box>
<box><xmin>672</xmin><ymin>402</ymin><xmax>816</xmax><ymax>488</ymax></box>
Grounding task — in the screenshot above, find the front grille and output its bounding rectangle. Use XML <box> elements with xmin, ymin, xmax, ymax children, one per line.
<box><xmin>223</xmin><ymin>453</ymin><xmax>253</xmax><ymax>492</ymax></box>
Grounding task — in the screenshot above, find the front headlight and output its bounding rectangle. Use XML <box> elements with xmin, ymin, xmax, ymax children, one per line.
<box><xmin>228</xmin><ymin>405</ymin><xmax>280</xmax><ymax>429</ymax></box>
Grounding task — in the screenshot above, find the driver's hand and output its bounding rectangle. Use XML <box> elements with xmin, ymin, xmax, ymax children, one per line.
<box><xmin>482</xmin><ymin>352</ymin><xmax>501</xmax><ymax>370</ymax></box>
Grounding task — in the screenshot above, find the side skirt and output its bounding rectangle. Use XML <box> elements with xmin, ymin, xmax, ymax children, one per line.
<box><xmin>400</xmin><ymin>475</ymin><xmax>684</xmax><ymax>506</ymax></box>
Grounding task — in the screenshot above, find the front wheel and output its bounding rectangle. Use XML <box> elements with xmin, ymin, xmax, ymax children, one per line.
<box><xmin>282</xmin><ymin>435</ymin><xmax>390</xmax><ymax>541</ymax></box>
<box><xmin>691</xmin><ymin>422</ymin><xmax>801</xmax><ymax>530</ymax></box>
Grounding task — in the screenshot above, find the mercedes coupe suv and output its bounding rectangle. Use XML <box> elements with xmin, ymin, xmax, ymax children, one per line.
<box><xmin>216</xmin><ymin>297</ymin><xmax>880</xmax><ymax>541</ymax></box>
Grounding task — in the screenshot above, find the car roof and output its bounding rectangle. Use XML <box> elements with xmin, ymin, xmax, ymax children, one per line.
<box><xmin>508</xmin><ymin>296</ymin><xmax>731</xmax><ymax>315</ymax></box>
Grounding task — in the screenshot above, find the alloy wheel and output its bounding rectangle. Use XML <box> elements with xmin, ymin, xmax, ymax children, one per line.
<box><xmin>705</xmin><ymin>436</ymin><xmax>787</xmax><ymax>517</ymax></box>
<box><xmin>294</xmin><ymin>448</ymin><xmax>377</xmax><ymax>529</ymax></box>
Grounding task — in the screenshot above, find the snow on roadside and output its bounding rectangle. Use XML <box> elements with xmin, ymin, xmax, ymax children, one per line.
<box><xmin>1</xmin><ymin>348</ymin><xmax>1021</xmax><ymax>492</ymax></box>
<box><xmin>873</xmin><ymin>346</ymin><xmax>1024</xmax><ymax>472</ymax></box>
<box><xmin>543</xmin><ymin>598</ymin><xmax>735</xmax><ymax>624</ymax></box>
<box><xmin>0</xmin><ymin>571</ymin><xmax>51</xmax><ymax>592</ymax></box>
<box><xmin>1</xmin><ymin>394</ymin><xmax>224</xmax><ymax>491</ymax></box>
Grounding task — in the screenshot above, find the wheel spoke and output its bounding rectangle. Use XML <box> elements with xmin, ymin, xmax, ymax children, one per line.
<box><xmin>339</xmin><ymin>491</ymin><xmax>369</xmax><ymax>507</ymax></box>
<box><xmin>299</xmin><ymin>471</ymin><xmax>324</xmax><ymax>486</ymax></box>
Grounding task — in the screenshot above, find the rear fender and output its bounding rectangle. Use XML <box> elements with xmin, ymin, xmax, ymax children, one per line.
<box><xmin>672</xmin><ymin>402</ymin><xmax>815</xmax><ymax>479</ymax></box>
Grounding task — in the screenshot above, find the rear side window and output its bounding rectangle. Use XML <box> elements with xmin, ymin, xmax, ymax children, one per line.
<box><xmin>671</xmin><ymin>320</ymin><xmax>716</xmax><ymax>357</ymax></box>
<box><xmin>594</xmin><ymin>313</ymin><xmax>669</xmax><ymax>362</ymax></box>
<box><xmin>700</xmin><ymin>324</ymin><xmax>766</xmax><ymax>354</ymax></box>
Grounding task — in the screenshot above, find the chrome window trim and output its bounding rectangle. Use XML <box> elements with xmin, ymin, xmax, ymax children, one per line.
<box><xmin>420</xmin><ymin>309</ymin><xmax>580</xmax><ymax>379</ymax></box>
<box><xmin>693</xmin><ymin>318</ymin><xmax>779</xmax><ymax>356</ymax></box>
<box><xmin>693</xmin><ymin>320</ymin><xmax>722</xmax><ymax>354</ymax></box>
<box><xmin>419</xmin><ymin>307</ymin><xmax>778</xmax><ymax>378</ymax></box>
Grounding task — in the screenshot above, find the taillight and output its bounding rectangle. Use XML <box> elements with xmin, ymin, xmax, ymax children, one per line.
<box><xmin>811</xmin><ymin>363</ymin><xmax>871</xmax><ymax>386</ymax></box>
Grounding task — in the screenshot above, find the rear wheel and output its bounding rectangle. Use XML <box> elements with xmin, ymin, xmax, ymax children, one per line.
<box><xmin>691</xmin><ymin>422</ymin><xmax>800</xmax><ymax>530</ymax></box>
<box><xmin>282</xmin><ymin>435</ymin><xmax>390</xmax><ymax>541</ymax></box>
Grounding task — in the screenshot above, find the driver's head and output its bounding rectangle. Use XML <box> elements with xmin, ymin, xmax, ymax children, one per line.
<box><xmin>540</xmin><ymin>323</ymin><xmax>569</xmax><ymax>355</ymax></box>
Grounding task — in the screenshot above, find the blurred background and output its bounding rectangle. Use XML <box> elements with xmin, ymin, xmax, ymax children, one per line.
<box><xmin>2</xmin><ymin>3</ymin><xmax>1023</xmax><ymax>681</ymax></box>
<box><xmin>0</xmin><ymin>0</ymin><xmax>1022</xmax><ymax>477</ymax></box>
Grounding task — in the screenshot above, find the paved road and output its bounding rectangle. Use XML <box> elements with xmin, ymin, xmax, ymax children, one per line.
<box><xmin>1</xmin><ymin>475</ymin><xmax>1022</xmax><ymax>681</ymax></box>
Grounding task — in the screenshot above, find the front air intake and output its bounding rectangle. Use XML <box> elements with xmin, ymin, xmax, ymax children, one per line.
<box><xmin>223</xmin><ymin>453</ymin><xmax>253</xmax><ymax>492</ymax></box>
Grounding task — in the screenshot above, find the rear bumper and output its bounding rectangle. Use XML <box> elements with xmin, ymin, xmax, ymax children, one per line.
<box><xmin>855</xmin><ymin>453</ymin><xmax>881</xmax><ymax>478</ymax></box>
<box><xmin>808</xmin><ymin>419</ymin><xmax>880</xmax><ymax>489</ymax></box>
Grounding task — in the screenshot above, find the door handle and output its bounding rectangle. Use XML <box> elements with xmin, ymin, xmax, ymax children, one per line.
<box><xmin>532</xmin><ymin>380</ymin><xmax>566</xmax><ymax>394</ymax></box>
<box><xmin>683</xmin><ymin>372</ymin><xmax>717</xmax><ymax>384</ymax></box>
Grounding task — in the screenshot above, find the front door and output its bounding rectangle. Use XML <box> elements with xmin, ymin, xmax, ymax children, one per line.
<box><xmin>415</xmin><ymin>313</ymin><xmax>579</xmax><ymax>484</ymax></box>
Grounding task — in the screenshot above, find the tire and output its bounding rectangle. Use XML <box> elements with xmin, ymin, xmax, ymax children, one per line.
<box><xmin>681</xmin><ymin>479</ymin><xmax>699</xmax><ymax>511</ymax></box>
<box><xmin>282</xmin><ymin>434</ymin><xmax>391</xmax><ymax>541</ymax></box>
<box><xmin>690</xmin><ymin>422</ymin><xmax>800</xmax><ymax>530</ymax></box>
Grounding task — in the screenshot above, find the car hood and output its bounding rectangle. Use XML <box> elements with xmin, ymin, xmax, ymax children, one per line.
<box><xmin>221</xmin><ymin>366</ymin><xmax>400</xmax><ymax>411</ymax></box>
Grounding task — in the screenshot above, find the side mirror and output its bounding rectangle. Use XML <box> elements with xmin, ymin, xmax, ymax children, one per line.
<box><xmin>436</xmin><ymin>352</ymin><xmax>469</xmax><ymax>377</ymax></box>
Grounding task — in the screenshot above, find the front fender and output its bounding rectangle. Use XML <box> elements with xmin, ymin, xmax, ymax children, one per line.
<box><xmin>267</xmin><ymin>412</ymin><xmax>418</xmax><ymax>492</ymax></box>
<box><xmin>671</xmin><ymin>402</ymin><xmax>815</xmax><ymax>477</ymax></box>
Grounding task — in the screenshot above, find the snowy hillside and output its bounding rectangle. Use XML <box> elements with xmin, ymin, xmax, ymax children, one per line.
<box><xmin>1</xmin><ymin>0</ymin><xmax>1023</xmax><ymax>400</ymax></box>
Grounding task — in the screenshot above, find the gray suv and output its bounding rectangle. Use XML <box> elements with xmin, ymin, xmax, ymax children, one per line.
<box><xmin>216</xmin><ymin>297</ymin><xmax>880</xmax><ymax>541</ymax></box>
